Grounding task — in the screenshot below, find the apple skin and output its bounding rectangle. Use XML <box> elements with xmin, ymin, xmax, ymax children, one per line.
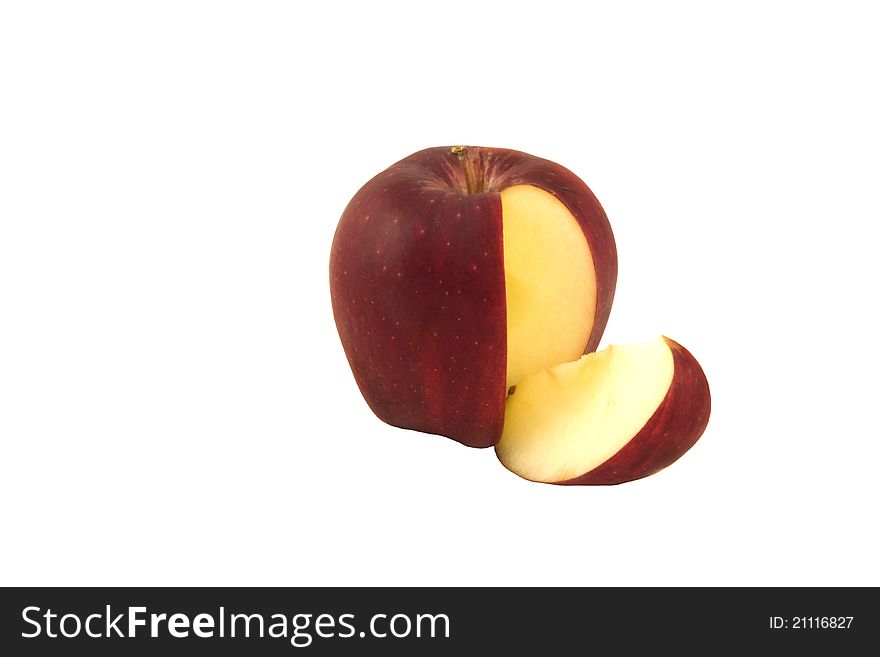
<box><xmin>329</xmin><ymin>146</ymin><xmax>617</xmax><ymax>448</ymax></box>
<box><xmin>558</xmin><ymin>338</ymin><xmax>711</xmax><ymax>485</ymax></box>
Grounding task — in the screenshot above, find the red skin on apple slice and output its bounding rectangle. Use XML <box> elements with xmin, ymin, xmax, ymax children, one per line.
<box><xmin>559</xmin><ymin>338</ymin><xmax>711</xmax><ymax>485</ymax></box>
<box><xmin>330</xmin><ymin>146</ymin><xmax>617</xmax><ymax>448</ymax></box>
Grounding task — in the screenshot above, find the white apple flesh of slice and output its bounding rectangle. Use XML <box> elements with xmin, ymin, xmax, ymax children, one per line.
<box><xmin>496</xmin><ymin>336</ymin><xmax>711</xmax><ymax>485</ymax></box>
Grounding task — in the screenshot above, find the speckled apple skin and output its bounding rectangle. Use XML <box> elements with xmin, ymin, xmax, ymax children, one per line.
<box><xmin>330</xmin><ymin>146</ymin><xmax>617</xmax><ymax>448</ymax></box>
<box><xmin>559</xmin><ymin>338</ymin><xmax>711</xmax><ymax>485</ymax></box>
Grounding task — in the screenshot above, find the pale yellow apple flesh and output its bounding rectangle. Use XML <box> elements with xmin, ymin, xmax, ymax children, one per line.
<box><xmin>500</xmin><ymin>184</ymin><xmax>596</xmax><ymax>388</ymax></box>
<box><xmin>496</xmin><ymin>337</ymin><xmax>674</xmax><ymax>482</ymax></box>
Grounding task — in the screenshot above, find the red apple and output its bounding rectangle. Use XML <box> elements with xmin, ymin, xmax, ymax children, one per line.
<box><xmin>330</xmin><ymin>146</ymin><xmax>617</xmax><ymax>448</ymax></box>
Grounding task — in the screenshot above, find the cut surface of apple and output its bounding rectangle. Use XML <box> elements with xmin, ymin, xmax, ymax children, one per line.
<box><xmin>501</xmin><ymin>184</ymin><xmax>595</xmax><ymax>388</ymax></box>
<box><xmin>496</xmin><ymin>336</ymin><xmax>710</xmax><ymax>485</ymax></box>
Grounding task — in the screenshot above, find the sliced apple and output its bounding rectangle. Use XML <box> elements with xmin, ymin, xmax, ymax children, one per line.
<box><xmin>330</xmin><ymin>146</ymin><xmax>617</xmax><ymax>448</ymax></box>
<box><xmin>496</xmin><ymin>336</ymin><xmax>710</xmax><ymax>485</ymax></box>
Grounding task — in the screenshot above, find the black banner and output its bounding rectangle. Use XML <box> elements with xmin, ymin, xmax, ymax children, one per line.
<box><xmin>0</xmin><ymin>587</ymin><xmax>873</xmax><ymax>654</ymax></box>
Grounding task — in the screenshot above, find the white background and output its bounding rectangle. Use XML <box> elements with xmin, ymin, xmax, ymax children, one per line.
<box><xmin>1</xmin><ymin>1</ymin><xmax>878</xmax><ymax>586</ymax></box>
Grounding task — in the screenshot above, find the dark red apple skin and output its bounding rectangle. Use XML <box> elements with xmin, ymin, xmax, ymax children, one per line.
<box><xmin>330</xmin><ymin>146</ymin><xmax>617</xmax><ymax>448</ymax></box>
<box><xmin>329</xmin><ymin>152</ymin><xmax>507</xmax><ymax>448</ymax></box>
<box><xmin>559</xmin><ymin>338</ymin><xmax>711</xmax><ymax>485</ymax></box>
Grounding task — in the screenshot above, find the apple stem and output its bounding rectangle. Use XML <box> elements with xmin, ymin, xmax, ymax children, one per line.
<box><xmin>452</xmin><ymin>146</ymin><xmax>478</xmax><ymax>195</ymax></box>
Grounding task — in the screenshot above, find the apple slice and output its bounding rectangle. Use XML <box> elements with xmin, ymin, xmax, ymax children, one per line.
<box><xmin>496</xmin><ymin>336</ymin><xmax>710</xmax><ymax>485</ymax></box>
